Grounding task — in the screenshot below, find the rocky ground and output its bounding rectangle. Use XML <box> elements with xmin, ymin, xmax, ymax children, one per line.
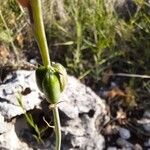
<box><xmin>0</xmin><ymin>70</ymin><xmax>106</xmax><ymax>150</ymax></box>
<box><xmin>0</xmin><ymin>69</ymin><xmax>150</xmax><ymax>150</ymax></box>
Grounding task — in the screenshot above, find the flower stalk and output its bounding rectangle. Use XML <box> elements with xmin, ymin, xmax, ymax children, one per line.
<box><xmin>29</xmin><ymin>0</ymin><xmax>51</xmax><ymax>67</ymax></box>
<box><xmin>18</xmin><ymin>0</ymin><xmax>62</xmax><ymax>150</ymax></box>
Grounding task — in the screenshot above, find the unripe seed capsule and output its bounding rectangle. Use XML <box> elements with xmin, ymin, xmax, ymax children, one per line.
<box><xmin>42</xmin><ymin>71</ymin><xmax>61</xmax><ymax>104</ymax></box>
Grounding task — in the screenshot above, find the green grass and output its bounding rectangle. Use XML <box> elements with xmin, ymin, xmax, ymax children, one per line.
<box><xmin>46</xmin><ymin>0</ymin><xmax>119</xmax><ymax>78</ymax></box>
<box><xmin>44</xmin><ymin>0</ymin><xmax>150</xmax><ymax>88</ymax></box>
<box><xmin>1</xmin><ymin>0</ymin><xmax>150</xmax><ymax>89</ymax></box>
<box><xmin>0</xmin><ymin>0</ymin><xmax>25</xmax><ymax>61</ymax></box>
<box><xmin>17</xmin><ymin>93</ymin><xmax>43</xmax><ymax>143</ymax></box>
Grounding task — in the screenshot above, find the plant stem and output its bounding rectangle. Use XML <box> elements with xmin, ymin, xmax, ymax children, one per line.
<box><xmin>29</xmin><ymin>1</ymin><xmax>61</xmax><ymax>149</ymax></box>
<box><xmin>30</xmin><ymin>0</ymin><xmax>51</xmax><ymax>67</ymax></box>
<box><xmin>52</xmin><ymin>106</ymin><xmax>61</xmax><ymax>150</ymax></box>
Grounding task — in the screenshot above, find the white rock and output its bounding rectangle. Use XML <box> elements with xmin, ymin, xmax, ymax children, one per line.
<box><xmin>0</xmin><ymin>114</ymin><xmax>8</xmax><ymax>134</ymax></box>
<box><xmin>0</xmin><ymin>123</ymin><xmax>32</xmax><ymax>150</ymax></box>
<box><xmin>0</xmin><ymin>70</ymin><xmax>42</xmax><ymax>119</ymax></box>
<box><xmin>0</xmin><ymin>70</ymin><xmax>107</xmax><ymax>150</ymax></box>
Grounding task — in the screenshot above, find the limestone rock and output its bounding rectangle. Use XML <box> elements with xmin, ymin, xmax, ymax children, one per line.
<box><xmin>0</xmin><ymin>70</ymin><xmax>42</xmax><ymax>120</ymax></box>
<box><xmin>0</xmin><ymin>70</ymin><xmax>107</xmax><ymax>150</ymax></box>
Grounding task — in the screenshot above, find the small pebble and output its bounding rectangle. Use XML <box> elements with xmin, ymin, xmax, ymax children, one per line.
<box><xmin>134</xmin><ymin>143</ymin><xmax>143</xmax><ymax>150</ymax></box>
<box><xmin>119</xmin><ymin>127</ymin><xmax>131</xmax><ymax>139</ymax></box>
<box><xmin>143</xmin><ymin>123</ymin><xmax>150</xmax><ymax>133</ymax></box>
<box><xmin>143</xmin><ymin>110</ymin><xmax>150</xmax><ymax>118</ymax></box>
<box><xmin>117</xmin><ymin>138</ymin><xmax>133</xmax><ymax>148</ymax></box>
<box><xmin>144</xmin><ymin>138</ymin><xmax>150</xmax><ymax>147</ymax></box>
<box><xmin>137</xmin><ymin>110</ymin><xmax>150</xmax><ymax>133</ymax></box>
<box><xmin>29</xmin><ymin>59</ymin><xmax>36</xmax><ymax>65</ymax></box>
<box><xmin>110</xmin><ymin>82</ymin><xmax>118</xmax><ymax>88</ymax></box>
<box><xmin>143</xmin><ymin>110</ymin><xmax>150</xmax><ymax>133</ymax></box>
<box><xmin>107</xmin><ymin>147</ymin><xmax>117</xmax><ymax>150</ymax></box>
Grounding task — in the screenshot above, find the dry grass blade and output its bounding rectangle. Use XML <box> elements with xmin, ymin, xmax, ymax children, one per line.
<box><xmin>104</xmin><ymin>73</ymin><xmax>150</xmax><ymax>79</ymax></box>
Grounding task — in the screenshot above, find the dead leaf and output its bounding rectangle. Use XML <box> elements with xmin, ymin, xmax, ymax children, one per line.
<box><xmin>16</xmin><ymin>33</ymin><xmax>24</xmax><ymax>48</ymax></box>
<box><xmin>103</xmin><ymin>124</ymin><xmax>118</xmax><ymax>135</ymax></box>
<box><xmin>116</xmin><ymin>108</ymin><xmax>127</xmax><ymax>124</ymax></box>
<box><xmin>106</xmin><ymin>87</ymin><xmax>125</xmax><ymax>100</ymax></box>
<box><xmin>124</xmin><ymin>87</ymin><xmax>137</xmax><ymax>107</ymax></box>
<box><xmin>0</xmin><ymin>44</ymin><xmax>9</xmax><ymax>64</ymax></box>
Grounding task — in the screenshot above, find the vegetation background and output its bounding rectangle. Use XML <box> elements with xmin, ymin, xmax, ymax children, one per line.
<box><xmin>0</xmin><ymin>0</ymin><xmax>150</xmax><ymax>146</ymax></box>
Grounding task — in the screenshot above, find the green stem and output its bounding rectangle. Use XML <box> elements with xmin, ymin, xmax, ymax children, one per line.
<box><xmin>29</xmin><ymin>1</ymin><xmax>61</xmax><ymax>149</ymax></box>
<box><xmin>53</xmin><ymin>106</ymin><xmax>61</xmax><ymax>150</ymax></box>
<box><xmin>30</xmin><ymin>0</ymin><xmax>51</xmax><ymax>67</ymax></box>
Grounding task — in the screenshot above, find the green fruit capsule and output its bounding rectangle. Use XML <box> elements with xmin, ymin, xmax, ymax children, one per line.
<box><xmin>42</xmin><ymin>71</ymin><xmax>61</xmax><ymax>104</ymax></box>
<box><xmin>52</xmin><ymin>63</ymin><xmax>68</xmax><ymax>92</ymax></box>
<box><xmin>35</xmin><ymin>66</ymin><xmax>47</xmax><ymax>92</ymax></box>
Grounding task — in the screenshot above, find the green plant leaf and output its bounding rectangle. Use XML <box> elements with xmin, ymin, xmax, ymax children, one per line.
<box><xmin>0</xmin><ymin>30</ymin><xmax>13</xmax><ymax>43</ymax></box>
